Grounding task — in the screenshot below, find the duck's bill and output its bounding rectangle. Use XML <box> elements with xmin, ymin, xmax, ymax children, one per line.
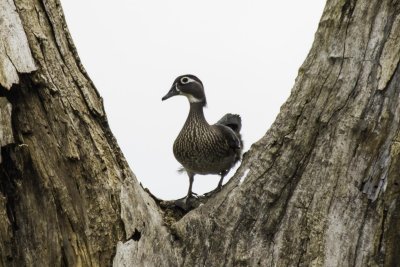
<box><xmin>162</xmin><ymin>85</ymin><xmax>180</xmax><ymax>101</ymax></box>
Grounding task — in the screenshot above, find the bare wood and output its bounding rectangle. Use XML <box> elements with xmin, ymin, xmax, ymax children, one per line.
<box><xmin>0</xmin><ymin>0</ymin><xmax>36</xmax><ymax>89</ymax></box>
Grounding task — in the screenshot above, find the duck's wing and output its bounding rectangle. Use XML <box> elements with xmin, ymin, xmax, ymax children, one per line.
<box><xmin>214</xmin><ymin>124</ymin><xmax>242</xmax><ymax>152</ymax></box>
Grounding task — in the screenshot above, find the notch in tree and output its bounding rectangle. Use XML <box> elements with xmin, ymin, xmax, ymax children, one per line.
<box><xmin>0</xmin><ymin>0</ymin><xmax>399</xmax><ymax>266</ymax></box>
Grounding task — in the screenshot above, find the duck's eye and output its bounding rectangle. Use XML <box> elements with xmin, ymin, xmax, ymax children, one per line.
<box><xmin>181</xmin><ymin>77</ymin><xmax>189</xmax><ymax>84</ymax></box>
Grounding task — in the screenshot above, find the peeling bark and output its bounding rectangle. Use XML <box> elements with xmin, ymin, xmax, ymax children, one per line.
<box><xmin>1</xmin><ymin>0</ymin><xmax>400</xmax><ymax>266</ymax></box>
<box><xmin>0</xmin><ymin>0</ymin><xmax>36</xmax><ymax>89</ymax></box>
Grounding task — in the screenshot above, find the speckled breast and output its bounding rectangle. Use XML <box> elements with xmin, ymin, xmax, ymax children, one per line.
<box><xmin>173</xmin><ymin>128</ymin><xmax>234</xmax><ymax>175</ymax></box>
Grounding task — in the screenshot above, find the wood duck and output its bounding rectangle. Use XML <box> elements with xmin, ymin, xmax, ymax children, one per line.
<box><xmin>162</xmin><ymin>74</ymin><xmax>243</xmax><ymax>198</ymax></box>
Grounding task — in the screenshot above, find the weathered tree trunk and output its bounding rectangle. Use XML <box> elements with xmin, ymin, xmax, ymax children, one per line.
<box><xmin>1</xmin><ymin>0</ymin><xmax>400</xmax><ymax>266</ymax></box>
<box><xmin>0</xmin><ymin>0</ymin><xmax>130</xmax><ymax>265</ymax></box>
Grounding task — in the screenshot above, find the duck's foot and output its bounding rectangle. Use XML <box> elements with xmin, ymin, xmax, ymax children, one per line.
<box><xmin>174</xmin><ymin>194</ymin><xmax>201</xmax><ymax>211</ymax></box>
<box><xmin>203</xmin><ymin>185</ymin><xmax>222</xmax><ymax>197</ymax></box>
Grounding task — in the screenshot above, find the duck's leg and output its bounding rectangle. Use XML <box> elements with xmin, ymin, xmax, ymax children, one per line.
<box><xmin>175</xmin><ymin>172</ymin><xmax>197</xmax><ymax>211</ymax></box>
<box><xmin>187</xmin><ymin>171</ymin><xmax>195</xmax><ymax>197</ymax></box>
<box><xmin>217</xmin><ymin>170</ymin><xmax>229</xmax><ymax>190</ymax></box>
<box><xmin>203</xmin><ymin>170</ymin><xmax>228</xmax><ymax>197</ymax></box>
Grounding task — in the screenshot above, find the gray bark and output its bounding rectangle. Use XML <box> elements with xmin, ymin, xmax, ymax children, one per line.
<box><xmin>1</xmin><ymin>0</ymin><xmax>400</xmax><ymax>266</ymax></box>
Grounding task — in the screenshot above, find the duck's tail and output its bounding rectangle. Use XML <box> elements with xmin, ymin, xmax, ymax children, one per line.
<box><xmin>217</xmin><ymin>114</ymin><xmax>243</xmax><ymax>163</ymax></box>
<box><xmin>216</xmin><ymin>113</ymin><xmax>242</xmax><ymax>134</ymax></box>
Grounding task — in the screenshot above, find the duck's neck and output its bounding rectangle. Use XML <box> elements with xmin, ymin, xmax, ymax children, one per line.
<box><xmin>185</xmin><ymin>102</ymin><xmax>208</xmax><ymax>127</ymax></box>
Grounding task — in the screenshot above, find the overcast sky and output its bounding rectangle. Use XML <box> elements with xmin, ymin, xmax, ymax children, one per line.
<box><xmin>62</xmin><ymin>1</ymin><xmax>325</xmax><ymax>200</ymax></box>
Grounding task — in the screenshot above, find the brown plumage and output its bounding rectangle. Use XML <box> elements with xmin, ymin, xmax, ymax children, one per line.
<box><xmin>162</xmin><ymin>74</ymin><xmax>242</xmax><ymax>197</ymax></box>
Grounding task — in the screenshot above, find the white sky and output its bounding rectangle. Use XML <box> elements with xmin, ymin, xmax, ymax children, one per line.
<box><xmin>62</xmin><ymin>1</ymin><xmax>325</xmax><ymax>200</ymax></box>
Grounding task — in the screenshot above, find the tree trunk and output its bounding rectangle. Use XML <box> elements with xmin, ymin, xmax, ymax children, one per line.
<box><xmin>1</xmin><ymin>0</ymin><xmax>400</xmax><ymax>266</ymax></box>
<box><xmin>0</xmin><ymin>0</ymin><xmax>129</xmax><ymax>265</ymax></box>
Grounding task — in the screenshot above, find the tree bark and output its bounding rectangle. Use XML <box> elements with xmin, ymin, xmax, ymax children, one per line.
<box><xmin>0</xmin><ymin>0</ymin><xmax>129</xmax><ymax>265</ymax></box>
<box><xmin>1</xmin><ymin>0</ymin><xmax>400</xmax><ymax>266</ymax></box>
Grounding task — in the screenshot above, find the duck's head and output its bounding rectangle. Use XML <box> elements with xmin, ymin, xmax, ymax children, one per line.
<box><xmin>162</xmin><ymin>74</ymin><xmax>206</xmax><ymax>106</ymax></box>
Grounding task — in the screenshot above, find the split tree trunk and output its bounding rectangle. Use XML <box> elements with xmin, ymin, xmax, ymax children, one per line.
<box><xmin>1</xmin><ymin>0</ymin><xmax>400</xmax><ymax>266</ymax></box>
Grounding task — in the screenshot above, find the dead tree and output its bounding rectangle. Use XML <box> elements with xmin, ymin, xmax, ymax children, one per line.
<box><xmin>0</xmin><ymin>0</ymin><xmax>399</xmax><ymax>266</ymax></box>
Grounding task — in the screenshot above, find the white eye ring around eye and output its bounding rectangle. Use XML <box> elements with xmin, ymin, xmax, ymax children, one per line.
<box><xmin>180</xmin><ymin>77</ymin><xmax>190</xmax><ymax>84</ymax></box>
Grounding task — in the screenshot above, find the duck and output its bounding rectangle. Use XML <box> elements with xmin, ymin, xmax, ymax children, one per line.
<box><xmin>162</xmin><ymin>74</ymin><xmax>243</xmax><ymax>198</ymax></box>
